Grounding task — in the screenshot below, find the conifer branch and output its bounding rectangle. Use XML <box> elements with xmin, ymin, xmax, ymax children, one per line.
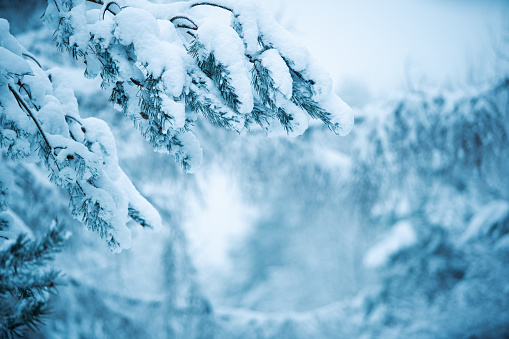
<box><xmin>0</xmin><ymin>223</ymin><xmax>65</xmax><ymax>337</ymax></box>
<box><xmin>45</xmin><ymin>0</ymin><xmax>353</xmax><ymax>168</ymax></box>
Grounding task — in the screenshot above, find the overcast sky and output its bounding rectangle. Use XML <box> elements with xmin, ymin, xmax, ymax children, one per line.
<box><xmin>258</xmin><ymin>0</ymin><xmax>509</xmax><ymax>104</ymax></box>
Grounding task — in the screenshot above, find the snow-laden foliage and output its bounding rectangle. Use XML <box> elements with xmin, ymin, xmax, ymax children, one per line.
<box><xmin>1</xmin><ymin>0</ymin><xmax>354</xmax><ymax>335</ymax></box>
<box><xmin>0</xmin><ymin>20</ymin><xmax>161</xmax><ymax>252</ymax></box>
<box><xmin>341</xmin><ymin>81</ymin><xmax>509</xmax><ymax>337</ymax></box>
<box><xmin>351</xmin><ymin>81</ymin><xmax>509</xmax><ymax>227</ymax></box>
<box><xmin>1</xmin><ymin>97</ymin><xmax>215</xmax><ymax>339</ymax></box>
<box><xmin>43</xmin><ymin>0</ymin><xmax>353</xmax><ymax>173</ymax></box>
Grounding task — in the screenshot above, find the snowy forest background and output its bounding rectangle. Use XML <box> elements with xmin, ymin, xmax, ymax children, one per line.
<box><xmin>1</xmin><ymin>0</ymin><xmax>509</xmax><ymax>337</ymax></box>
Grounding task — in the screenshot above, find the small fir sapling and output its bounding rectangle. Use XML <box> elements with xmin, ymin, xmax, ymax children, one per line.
<box><xmin>0</xmin><ymin>165</ymin><xmax>65</xmax><ymax>337</ymax></box>
<box><xmin>0</xmin><ymin>221</ymin><xmax>66</xmax><ymax>338</ymax></box>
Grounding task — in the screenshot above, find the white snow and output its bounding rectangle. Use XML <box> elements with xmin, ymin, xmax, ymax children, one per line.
<box><xmin>114</xmin><ymin>7</ymin><xmax>160</xmax><ymax>46</ymax></box>
<box><xmin>176</xmin><ymin>131</ymin><xmax>203</xmax><ymax>173</ymax></box>
<box><xmin>460</xmin><ymin>200</ymin><xmax>509</xmax><ymax>245</ymax></box>
<box><xmin>301</xmin><ymin>57</ymin><xmax>333</xmax><ymax>102</ymax></box>
<box><xmin>196</xmin><ymin>21</ymin><xmax>254</xmax><ymax>114</ymax></box>
<box><xmin>0</xmin><ymin>19</ymin><xmax>25</xmax><ymax>55</ymax></box>
<box><xmin>255</xmin><ymin>6</ymin><xmax>310</xmax><ymax>72</ymax></box>
<box><xmin>260</xmin><ymin>49</ymin><xmax>292</xmax><ymax>99</ymax></box>
<box><xmin>319</xmin><ymin>94</ymin><xmax>354</xmax><ymax>136</ymax></box>
<box><xmin>0</xmin><ymin>46</ymin><xmax>32</xmax><ymax>77</ymax></box>
<box><xmin>160</xmin><ymin>94</ymin><xmax>186</xmax><ymax>129</ymax></box>
<box><xmin>364</xmin><ymin>220</ymin><xmax>417</xmax><ymax>268</ymax></box>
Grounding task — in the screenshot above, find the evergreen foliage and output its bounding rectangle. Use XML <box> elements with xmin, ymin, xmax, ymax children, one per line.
<box><xmin>43</xmin><ymin>0</ymin><xmax>353</xmax><ymax>173</ymax></box>
<box><xmin>0</xmin><ymin>0</ymin><xmax>353</xmax><ymax>252</ymax></box>
<box><xmin>350</xmin><ymin>80</ymin><xmax>509</xmax><ymax>226</ymax></box>
<box><xmin>0</xmin><ymin>19</ymin><xmax>161</xmax><ymax>252</ymax></box>
<box><xmin>0</xmin><ymin>223</ymin><xmax>65</xmax><ymax>338</ymax></box>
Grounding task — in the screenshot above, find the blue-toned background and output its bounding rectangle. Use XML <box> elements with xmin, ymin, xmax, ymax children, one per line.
<box><xmin>1</xmin><ymin>0</ymin><xmax>509</xmax><ymax>337</ymax></box>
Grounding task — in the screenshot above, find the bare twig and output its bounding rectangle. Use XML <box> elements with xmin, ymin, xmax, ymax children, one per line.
<box><xmin>65</xmin><ymin>115</ymin><xmax>83</xmax><ymax>126</ymax></box>
<box><xmin>22</xmin><ymin>53</ymin><xmax>42</xmax><ymax>68</ymax></box>
<box><xmin>86</xmin><ymin>0</ymin><xmax>104</xmax><ymax>5</ymax></box>
<box><xmin>8</xmin><ymin>85</ymin><xmax>52</xmax><ymax>152</ymax></box>
<box><xmin>53</xmin><ymin>0</ymin><xmax>61</xmax><ymax>12</ymax></box>
<box><xmin>174</xmin><ymin>24</ymin><xmax>196</xmax><ymax>30</ymax></box>
<box><xmin>86</xmin><ymin>0</ymin><xmax>119</xmax><ymax>18</ymax></box>
<box><xmin>102</xmin><ymin>2</ymin><xmax>121</xmax><ymax>19</ymax></box>
<box><xmin>190</xmin><ymin>2</ymin><xmax>233</xmax><ymax>12</ymax></box>
<box><xmin>170</xmin><ymin>16</ymin><xmax>198</xmax><ymax>30</ymax></box>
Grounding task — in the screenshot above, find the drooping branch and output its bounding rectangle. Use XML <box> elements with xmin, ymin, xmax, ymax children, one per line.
<box><xmin>46</xmin><ymin>0</ymin><xmax>354</xmax><ymax>168</ymax></box>
<box><xmin>22</xmin><ymin>53</ymin><xmax>42</xmax><ymax>68</ymax></box>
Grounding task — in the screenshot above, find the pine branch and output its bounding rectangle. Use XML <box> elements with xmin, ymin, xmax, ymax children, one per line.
<box><xmin>245</xmin><ymin>102</ymin><xmax>274</xmax><ymax>130</ymax></box>
<box><xmin>190</xmin><ymin>41</ymin><xmax>243</xmax><ymax>113</ymax></box>
<box><xmin>0</xmin><ymin>224</ymin><xmax>65</xmax><ymax>270</ymax></box>
<box><xmin>0</xmin><ymin>224</ymin><xmax>65</xmax><ymax>338</ymax></box>
<box><xmin>289</xmin><ymin>70</ymin><xmax>340</xmax><ymax>133</ymax></box>
<box><xmin>45</xmin><ymin>0</ymin><xmax>353</xmax><ymax>167</ymax></box>
<box><xmin>250</xmin><ymin>60</ymin><xmax>295</xmax><ymax>132</ymax></box>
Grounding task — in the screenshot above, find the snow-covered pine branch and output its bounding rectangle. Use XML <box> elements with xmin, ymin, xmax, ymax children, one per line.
<box><xmin>43</xmin><ymin>0</ymin><xmax>354</xmax><ymax>173</ymax></box>
<box><xmin>0</xmin><ymin>20</ymin><xmax>161</xmax><ymax>252</ymax></box>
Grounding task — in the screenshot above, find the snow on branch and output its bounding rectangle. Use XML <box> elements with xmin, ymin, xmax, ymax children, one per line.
<box><xmin>0</xmin><ymin>19</ymin><xmax>161</xmax><ymax>252</ymax></box>
<box><xmin>45</xmin><ymin>0</ymin><xmax>353</xmax><ymax>172</ymax></box>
